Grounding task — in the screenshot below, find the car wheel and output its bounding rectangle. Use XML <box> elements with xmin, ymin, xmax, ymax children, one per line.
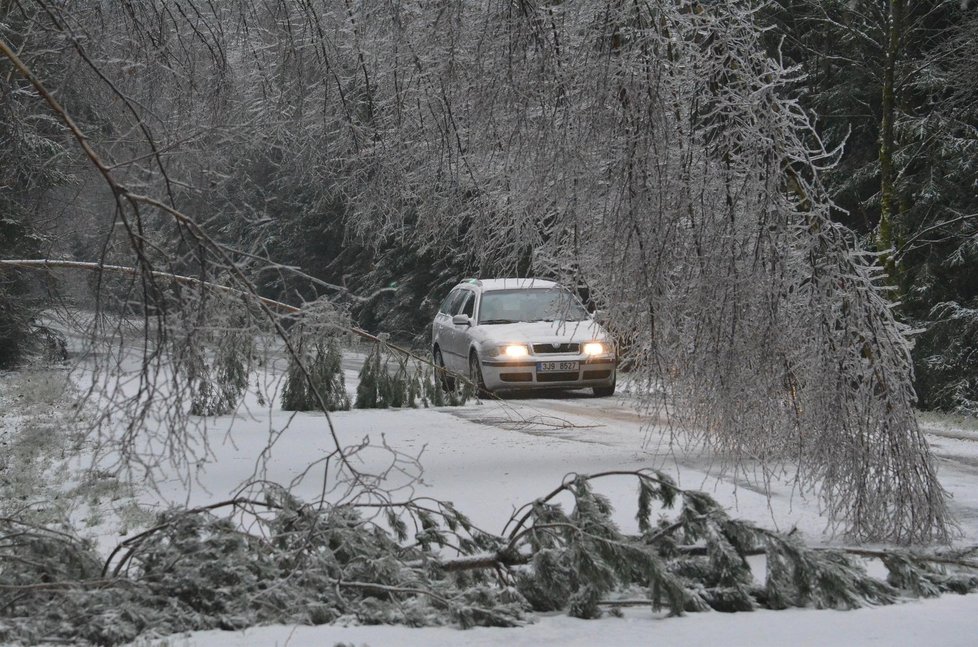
<box><xmin>592</xmin><ymin>379</ymin><xmax>616</xmax><ymax>398</ymax></box>
<box><xmin>469</xmin><ymin>352</ymin><xmax>491</xmax><ymax>398</ymax></box>
<box><xmin>434</xmin><ymin>348</ymin><xmax>455</xmax><ymax>391</ymax></box>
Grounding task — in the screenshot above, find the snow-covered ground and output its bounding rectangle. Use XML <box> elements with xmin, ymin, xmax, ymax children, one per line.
<box><xmin>105</xmin><ymin>352</ymin><xmax>978</xmax><ymax>647</ymax></box>
<box><xmin>140</xmin><ymin>595</ymin><xmax>978</xmax><ymax>647</ymax></box>
<box><xmin>5</xmin><ymin>344</ymin><xmax>978</xmax><ymax>646</ymax></box>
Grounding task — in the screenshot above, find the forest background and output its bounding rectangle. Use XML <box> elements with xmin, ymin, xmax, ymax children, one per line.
<box><xmin>2</xmin><ymin>0</ymin><xmax>976</xmax><ymax>413</ymax></box>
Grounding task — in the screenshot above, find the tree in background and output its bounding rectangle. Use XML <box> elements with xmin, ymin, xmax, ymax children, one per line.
<box><xmin>900</xmin><ymin>6</ymin><xmax>978</xmax><ymax>413</ymax></box>
<box><xmin>763</xmin><ymin>0</ymin><xmax>978</xmax><ymax>412</ymax></box>
<box><xmin>332</xmin><ymin>1</ymin><xmax>950</xmax><ymax>542</ymax></box>
<box><xmin>0</xmin><ymin>2</ymin><xmax>72</xmax><ymax>367</ymax></box>
<box><xmin>282</xmin><ymin>334</ymin><xmax>350</xmax><ymax>413</ymax></box>
<box><xmin>0</xmin><ymin>216</ymin><xmax>45</xmax><ymax>368</ymax></box>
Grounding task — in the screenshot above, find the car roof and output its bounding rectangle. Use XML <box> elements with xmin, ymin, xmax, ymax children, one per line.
<box><xmin>458</xmin><ymin>278</ymin><xmax>560</xmax><ymax>292</ymax></box>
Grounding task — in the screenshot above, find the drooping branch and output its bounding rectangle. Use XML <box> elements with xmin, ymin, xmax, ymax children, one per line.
<box><xmin>0</xmin><ymin>0</ymin><xmax>955</xmax><ymax>544</ymax></box>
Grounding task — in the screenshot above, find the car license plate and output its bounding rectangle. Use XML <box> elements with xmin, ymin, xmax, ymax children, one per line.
<box><xmin>537</xmin><ymin>361</ymin><xmax>579</xmax><ymax>373</ymax></box>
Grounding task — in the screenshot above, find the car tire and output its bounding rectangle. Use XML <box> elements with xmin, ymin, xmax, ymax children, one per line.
<box><xmin>592</xmin><ymin>379</ymin><xmax>616</xmax><ymax>398</ymax></box>
<box><xmin>469</xmin><ymin>352</ymin><xmax>491</xmax><ymax>398</ymax></box>
<box><xmin>434</xmin><ymin>348</ymin><xmax>455</xmax><ymax>391</ymax></box>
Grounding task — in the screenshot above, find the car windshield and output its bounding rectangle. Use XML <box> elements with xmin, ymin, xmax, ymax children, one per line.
<box><xmin>478</xmin><ymin>288</ymin><xmax>590</xmax><ymax>324</ymax></box>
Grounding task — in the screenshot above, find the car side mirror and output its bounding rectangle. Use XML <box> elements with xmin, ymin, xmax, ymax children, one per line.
<box><xmin>452</xmin><ymin>314</ymin><xmax>472</xmax><ymax>326</ymax></box>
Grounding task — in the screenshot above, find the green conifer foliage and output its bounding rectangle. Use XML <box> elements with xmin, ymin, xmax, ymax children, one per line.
<box><xmin>914</xmin><ymin>300</ymin><xmax>978</xmax><ymax>414</ymax></box>
<box><xmin>185</xmin><ymin>344</ymin><xmax>215</xmax><ymax>417</ymax></box>
<box><xmin>355</xmin><ymin>343</ymin><xmax>470</xmax><ymax>409</ymax></box>
<box><xmin>281</xmin><ymin>332</ymin><xmax>350</xmax><ymax>412</ymax></box>
<box><xmin>182</xmin><ymin>305</ymin><xmax>255</xmax><ymax>417</ymax></box>
<box><xmin>313</xmin><ymin>338</ymin><xmax>351</xmax><ymax>411</ymax></box>
<box><xmin>355</xmin><ymin>343</ymin><xmax>408</xmax><ymax>409</ymax></box>
<box><xmin>507</xmin><ymin>471</ymin><xmax>967</xmax><ymax>620</ymax></box>
<box><xmin>0</xmin><ymin>166</ymin><xmax>65</xmax><ymax>369</ymax></box>
<box><xmin>215</xmin><ymin>327</ymin><xmax>252</xmax><ymax>412</ymax></box>
<box><xmin>353</xmin><ymin>344</ymin><xmax>381</xmax><ymax>409</ymax></box>
<box><xmin>280</xmin><ymin>345</ymin><xmax>308</xmax><ymax>412</ymax></box>
<box><xmin>762</xmin><ymin>1</ymin><xmax>978</xmax><ymax>414</ymax></box>
<box><xmin>3</xmin><ymin>473</ymin><xmax>977</xmax><ymax>644</ymax></box>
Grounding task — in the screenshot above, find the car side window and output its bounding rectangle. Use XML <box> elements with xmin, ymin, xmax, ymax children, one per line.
<box><xmin>459</xmin><ymin>291</ymin><xmax>475</xmax><ymax>318</ymax></box>
<box><xmin>449</xmin><ymin>290</ymin><xmax>471</xmax><ymax>316</ymax></box>
<box><xmin>438</xmin><ymin>290</ymin><xmax>459</xmax><ymax>315</ymax></box>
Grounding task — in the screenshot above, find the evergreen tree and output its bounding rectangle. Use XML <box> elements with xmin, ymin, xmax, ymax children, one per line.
<box><xmin>353</xmin><ymin>343</ymin><xmax>381</xmax><ymax>409</ymax></box>
<box><xmin>0</xmin><ymin>216</ymin><xmax>46</xmax><ymax>368</ymax></box>
<box><xmin>356</xmin><ymin>342</ymin><xmax>470</xmax><ymax>409</ymax></box>
<box><xmin>763</xmin><ymin>0</ymin><xmax>978</xmax><ymax>413</ymax></box>
<box><xmin>282</xmin><ymin>331</ymin><xmax>350</xmax><ymax>412</ymax></box>
<box><xmin>0</xmin><ymin>8</ymin><xmax>71</xmax><ymax>367</ymax></box>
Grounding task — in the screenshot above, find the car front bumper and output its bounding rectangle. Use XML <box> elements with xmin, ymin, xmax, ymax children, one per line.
<box><xmin>479</xmin><ymin>354</ymin><xmax>616</xmax><ymax>392</ymax></box>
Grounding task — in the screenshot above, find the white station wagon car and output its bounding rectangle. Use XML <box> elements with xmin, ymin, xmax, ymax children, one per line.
<box><xmin>432</xmin><ymin>278</ymin><xmax>617</xmax><ymax>396</ymax></box>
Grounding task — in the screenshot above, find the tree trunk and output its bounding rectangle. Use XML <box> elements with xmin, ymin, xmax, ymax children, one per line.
<box><xmin>878</xmin><ymin>0</ymin><xmax>905</xmax><ymax>282</ymax></box>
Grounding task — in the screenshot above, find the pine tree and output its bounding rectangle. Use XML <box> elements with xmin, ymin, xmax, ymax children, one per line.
<box><xmin>356</xmin><ymin>343</ymin><xmax>470</xmax><ymax>409</ymax></box>
<box><xmin>0</xmin><ymin>16</ymin><xmax>70</xmax><ymax>368</ymax></box>
<box><xmin>5</xmin><ymin>472</ymin><xmax>975</xmax><ymax>645</ymax></box>
<box><xmin>282</xmin><ymin>329</ymin><xmax>350</xmax><ymax>412</ymax></box>
<box><xmin>762</xmin><ymin>0</ymin><xmax>978</xmax><ymax>414</ymax></box>
<box><xmin>354</xmin><ymin>343</ymin><xmax>382</xmax><ymax>409</ymax></box>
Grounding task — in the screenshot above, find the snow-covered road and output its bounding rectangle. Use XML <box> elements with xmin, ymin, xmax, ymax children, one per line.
<box><xmin>130</xmin><ymin>353</ymin><xmax>978</xmax><ymax>549</ymax></box>
<box><xmin>58</xmin><ymin>348</ymin><xmax>978</xmax><ymax>646</ymax></box>
<box><xmin>467</xmin><ymin>390</ymin><xmax>978</xmax><ymax>542</ymax></box>
<box><xmin>133</xmin><ymin>383</ymin><xmax>978</xmax><ymax>647</ymax></box>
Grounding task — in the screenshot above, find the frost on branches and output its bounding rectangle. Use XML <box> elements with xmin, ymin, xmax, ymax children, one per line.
<box><xmin>336</xmin><ymin>2</ymin><xmax>951</xmax><ymax>542</ymax></box>
<box><xmin>0</xmin><ymin>1</ymin><xmax>952</xmax><ymax>545</ymax></box>
<box><xmin>0</xmin><ymin>1</ymin><xmax>972</xmax><ymax>641</ymax></box>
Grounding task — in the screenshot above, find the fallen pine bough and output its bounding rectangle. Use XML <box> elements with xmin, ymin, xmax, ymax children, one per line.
<box><xmin>2</xmin><ymin>470</ymin><xmax>976</xmax><ymax>645</ymax></box>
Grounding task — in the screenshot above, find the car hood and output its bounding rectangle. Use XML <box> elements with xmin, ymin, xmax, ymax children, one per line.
<box><xmin>474</xmin><ymin>319</ymin><xmax>608</xmax><ymax>344</ymax></box>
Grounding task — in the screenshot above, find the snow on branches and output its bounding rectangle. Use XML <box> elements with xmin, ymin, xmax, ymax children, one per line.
<box><xmin>2</xmin><ymin>471</ymin><xmax>975</xmax><ymax>645</ymax></box>
<box><xmin>331</xmin><ymin>1</ymin><xmax>952</xmax><ymax>542</ymax></box>
<box><xmin>0</xmin><ymin>0</ymin><xmax>952</xmax><ymax>545</ymax></box>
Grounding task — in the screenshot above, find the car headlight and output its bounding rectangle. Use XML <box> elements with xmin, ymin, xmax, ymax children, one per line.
<box><xmin>582</xmin><ymin>341</ymin><xmax>608</xmax><ymax>356</ymax></box>
<box><xmin>501</xmin><ymin>344</ymin><xmax>529</xmax><ymax>358</ymax></box>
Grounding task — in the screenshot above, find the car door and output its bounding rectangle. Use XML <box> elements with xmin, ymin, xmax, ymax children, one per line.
<box><xmin>433</xmin><ymin>288</ymin><xmax>464</xmax><ymax>369</ymax></box>
<box><xmin>442</xmin><ymin>289</ymin><xmax>475</xmax><ymax>371</ymax></box>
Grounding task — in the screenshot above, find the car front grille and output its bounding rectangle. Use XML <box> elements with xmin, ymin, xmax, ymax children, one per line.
<box><xmin>582</xmin><ymin>369</ymin><xmax>612</xmax><ymax>380</ymax></box>
<box><xmin>500</xmin><ymin>372</ymin><xmax>533</xmax><ymax>382</ymax></box>
<box><xmin>532</xmin><ymin>343</ymin><xmax>580</xmax><ymax>354</ymax></box>
<box><xmin>536</xmin><ymin>371</ymin><xmax>580</xmax><ymax>382</ymax></box>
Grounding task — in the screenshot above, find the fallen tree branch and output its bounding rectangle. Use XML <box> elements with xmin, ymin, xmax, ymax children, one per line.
<box><xmin>436</xmin><ymin>550</ymin><xmax>529</xmax><ymax>573</ymax></box>
<box><xmin>101</xmin><ymin>496</ymin><xmax>278</xmax><ymax>577</ymax></box>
